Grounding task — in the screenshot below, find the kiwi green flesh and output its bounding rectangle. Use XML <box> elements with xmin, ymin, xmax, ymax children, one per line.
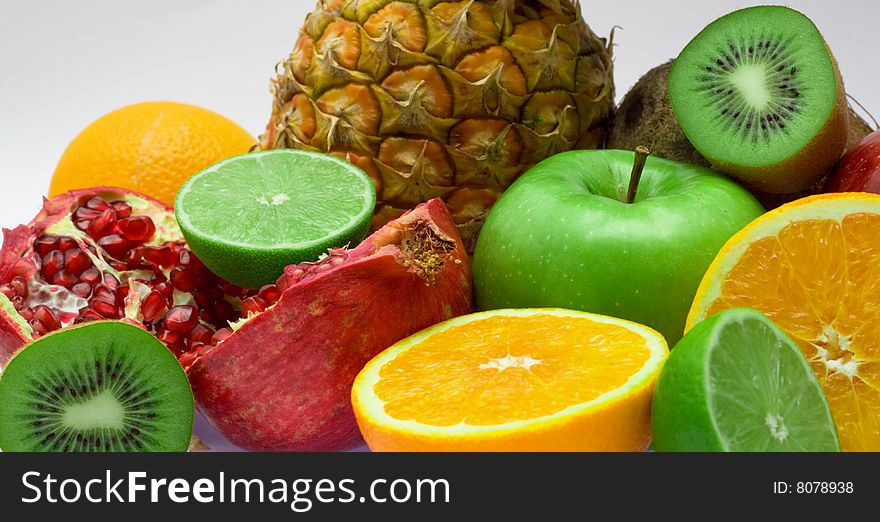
<box><xmin>0</xmin><ymin>321</ymin><xmax>193</xmax><ymax>452</ymax></box>
<box><xmin>669</xmin><ymin>6</ymin><xmax>839</xmax><ymax>167</ymax></box>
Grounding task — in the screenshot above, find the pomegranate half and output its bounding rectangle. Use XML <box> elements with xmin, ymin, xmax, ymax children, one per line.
<box><xmin>0</xmin><ymin>187</ymin><xmax>244</xmax><ymax>362</ymax></box>
<box><xmin>0</xmin><ymin>190</ymin><xmax>472</xmax><ymax>451</ymax></box>
<box><xmin>184</xmin><ymin>198</ymin><xmax>473</xmax><ymax>451</ymax></box>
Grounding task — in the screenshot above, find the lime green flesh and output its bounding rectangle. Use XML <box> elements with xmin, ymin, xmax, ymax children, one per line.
<box><xmin>668</xmin><ymin>6</ymin><xmax>837</xmax><ymax>167</ymax></box>
<box><xmin>175</xmin><ymin>150</ymin><xmax>377</xmax><ymax>288</ymax></box>
<box><xmin>652</xmin><ymin>308</ymin><xmax>840</xmax><ymax>452</ymax></box>
<box><xmin>0</xmin><ymin>322</ymin><xmax>194</xmax><ymax>452</ymax></box>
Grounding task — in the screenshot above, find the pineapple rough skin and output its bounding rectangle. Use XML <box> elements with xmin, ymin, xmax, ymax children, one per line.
<box><xmin>260</xmin><ymin>0</ymin><xmax>615</xmax><ymax>251</ymax></box>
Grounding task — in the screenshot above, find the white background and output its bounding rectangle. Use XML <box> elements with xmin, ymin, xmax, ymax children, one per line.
<box><xmin>0</xmin><ymin>0</ymin><xmax>877</xmax><ymax>450</ymax></box>
<box><xmin>2</xmin><ymin>1</ymin><xmax>877</xmax><ymax>228</ymax></box>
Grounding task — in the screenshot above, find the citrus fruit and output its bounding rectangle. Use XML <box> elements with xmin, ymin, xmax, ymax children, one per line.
<box><xmin>653</xmin><ymin>308</ymin><xmax>840</xmax><ymax>452</ymax></box>
<box><xmin>351</xmin><ymin>308</ymin><xmax>668</xmax><ymax>452</ymax></box>
<box><xmin>50</xmin><ymin>101</ymin><xmax>255</xmax><ymax>206</ymax></box>
<box><xmin>175</xmin><ymin>149</ymin><xmax>377</xmax><ymax>289</ymax></box>
<box><xmin>688</xmin><ymin>193</ymin><xmax>880</xmax><ymax>451</ymax></box>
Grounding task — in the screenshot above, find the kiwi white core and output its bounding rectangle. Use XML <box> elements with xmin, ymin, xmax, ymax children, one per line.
<box><xmin>730</xmin><ymin>65</ymin><xmax>771</xmax><ymax>109</ymax></box>
<box><xmin>62</xmin><ymin>389</ymin><xmax>126</xmax><ymax>430</ymax></box>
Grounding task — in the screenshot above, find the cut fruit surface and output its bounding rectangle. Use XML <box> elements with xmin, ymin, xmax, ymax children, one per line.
<box><xmin>688</xmin><ymin>193</ymin><xmax>880</xmax><ymax>451</ymax></box>
<box><xmin>175</xmin><ymin>150</ymin><xmax>377</xmax><ymax>288</ymax></box>
<box><xmin>0</xmin><ymin>321</ymin><xmax>194</xmax><ymax>452</ymax></box>
<box><xmin>351</xmin><ymin>308</ymin><xmax>668</xmax><ymax>452</ymax></box>
<box><xmin>653</xmin><ymin>308</ymin><xmax>839</xmax><ymax>452</ymax></box>
<box><xmin>668</xmin><ymin>6</ymin><xmax>847</xmax><ymax>193</ymax></box>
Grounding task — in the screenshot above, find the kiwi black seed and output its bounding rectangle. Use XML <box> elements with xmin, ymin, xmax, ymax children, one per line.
<box><xmin>0</xmin><ymin>321</ymin><xmax>193</xmax><ymax>452</ymax></box>
<box><xmin>667</xmin><ymin>6</ymin><xmax>848</xmax><ymax>194</ymax></box>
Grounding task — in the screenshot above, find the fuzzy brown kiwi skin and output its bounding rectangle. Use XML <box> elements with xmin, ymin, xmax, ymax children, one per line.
<box><xmin>610</xmin><ymin>60</ymin><xmax>873</xmax><ymax>208</ymax></box>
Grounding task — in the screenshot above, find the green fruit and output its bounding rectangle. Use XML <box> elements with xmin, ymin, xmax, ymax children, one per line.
<box><xmin>652</xmin><ymin>308</ymin><xmax>840</xmax><ymax>452</ymax></box>
<box><xmin>0</xmin><ymin>321</ymin><xmax>194</xmax><ymax>452</ymax></box>
<box><xmin>175</xmin><ymin>149</ymin><xmax>376</xmax><ymax>288</ymax></box>
<box><xmin>472</xmin><ymin>149</ymin><xmax>764</xmax><ymax>344</ymax></box>
<box><xmin>668</xmin><ymin>6</ymin><xmax>848</xmax><ymax>194</ymax></box>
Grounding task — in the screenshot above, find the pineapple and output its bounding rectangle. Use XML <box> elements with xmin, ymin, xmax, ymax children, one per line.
<box><xmin>260</xmin><ymin>0</ymin><xmax>615</xmax><ymax>250</ymax></box>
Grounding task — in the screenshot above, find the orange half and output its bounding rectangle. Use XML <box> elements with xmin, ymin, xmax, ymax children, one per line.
<box><xmin>351</xmin><ymin>309</ymin><xmax>668</xmax><ymax>452</ymax></box>
<box><xmin>688</xmin><ymin>193</ymin><xmax>880</xmax><ymax>451</ymax></box>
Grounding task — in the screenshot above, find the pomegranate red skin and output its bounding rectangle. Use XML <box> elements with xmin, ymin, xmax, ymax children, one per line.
<box><xmin>826</xmin><ymin>130</ymin><xmax>880</xmax><ymax>193</ymax></box>
<box><xmin>187</xmin><ymin>199</ymin><xmax>473</xmax><ymax>451</ymax></box>
<box><xmin>0</xmin><ymin>187</ymin><xmax>161</xmax><ymax>362</ymax></box>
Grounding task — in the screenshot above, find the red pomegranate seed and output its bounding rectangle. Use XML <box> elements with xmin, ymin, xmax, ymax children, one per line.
<box><xmin>63</xmin><ymin>248</ymin><xmax>91</xmax><ymax>275</ymax></box>
<box><xmin>102</xmin><ymin>273</ymin><xmax>120</xmax><ymax>290</ymax></box>
<box><xmin>74</xmin><ymin>207</ymin><xmax>101</xmax><ymax>224</ymax></box>
<box><xmin>79</xmin><ymin>267</ymin><xmax>102</xmax><ymax>286</ymax></box>
<box><xmin>34</xmin><ymin>235</ymin><xmax>59</xmax><ymax>257</ymax></box>
<box><xmin>97</xmin><ymin>234</ymin><xmax>129</xmax><ymax>259</ymax></box>
<box><xmin>124</xmin><ymin>246</ymin><xmax>145</xmax><ymax>268</ymax></box>
<box><xmin>92</xmin><ymin>284</ymin><xmax>116</xmax><ymax>305</ymax></box>
<box><xmin>18</xmin><ymin>307</ymin><xmax>34</xmax><ymax>320</ymax></box>
<box><xmin>110</xmin><ymin>200</ymin><xmax>132</xmax><ymax>219</ymax></box>
<box><xmin>154</xmin><ymin>282</ymin><xmax>174</xmax><ymax>300</ymax></box>
<box><xmin>11</xmin><ymin>258</ymin><xmax>37</xmax><ymax>278</ymax></box>
<box><xmin>10</xmin><ymin>296</ymin><xmax>24</xmax><ymax>309</ymax></box>
<box><xmin>84</xmin><ymin>196</ymin><xmax>110</xmax><ymax>211</ymax></box>
<box><xmin>223</xmin><ymin>282</ymin><xmax>246</xmax><ymax>298</ymax></box>
<box><xmin>116</xmin><ymin>216</ymin><xmax>156</xmax><ymax>242</ymax></box>
<box><xmin>71</xmin><ymin>282</ymin><xmax>92</xmax><ymax>298</ymax></box>
<box><xmin>88</xmin><ymin>208</ymin><xmax>118</xmax><ymax>239</ymax></box>
<box><xmin>28</xmin><ymin>319</ymin><xmax>48</xmax><ymax>336</ymax></box>
<box><xmin>170</xmin><ymin>266</ymin><xmax>197</xmax><ymax>292</ymax></box>
<box><xmin>80</xmin><ymin>308</ymin><xmax>104</xmax><ymax>322</ymax></box>
<box><xmin>165</xmin><ymin>305</ymin><xmax>198</xmax><ymax>332</ymax></box>
<box><xmin>241</xmin><ymin>296</ymin><xmax>267</xmax><ymax>316</ymax></box>
<box><xmin>258</xmin><ymin>284</ymin><xmax>281</xmax><ymax>305</ymax></box>
<box><xmin>32</xmin><ymin>305</ymin><xmax>61</xmax><ymax>332</ymax></box>
<box><xmin>213</xmin><ymin>300</ymin><xmax>234</xmax><ymax>323</ymax></box>
<box><xmin>193</xmin><ymin>289</ymin><xmax>214</xmax><ymax>309</ymax></box>
<box><xmin>0</xmin><ymin>284</ymin><xmax>15</xmax><ymax>300</ymax></box>
<box><xmin>178</xmin><ymin>249</ymin><xmax>202</xmax><ymax>270</ymax></box>
<box><xmin>143</xmin><ymin>245</ymin><xmax>174</xmax><ymax>267</ymax></box>
<box><xmin>52</xmin><ymin>270</ymin><xmax>78</xmax><ymax>289</ymax></box>
<box><xmin>141</xmin><ymin>291</ymin><xmax>168</xmax><ymax>323</ymax></box>
<box><xmin>57</xmin><ymin>237</ymin><xmax>78</xmax><ymax>252</ymax></box>
<box><xmin>41</xmin><ymin>250</ymin><xmax>65</xmax><ymax>280</ymax></box>
<box><xmin>11</xmin><ymin>276</ymin><xmax>28</xmax><ymax>298</ymax></box>
<box><xmin>92</xmin><ymin>299</ymin><xmax>119</xmax><ymax>319</ymax></box>
<box><xmin>191</xmin><ymin>323</ymin><xmax>215</xmax><ymax>345</ymax></box>
<box><xmin>116</xmin><ymin>285</ymin><xmax>130</xmax><ymax>305</ymax></box>
<box><xmin>211</xmin><ymin>328</ymin><xmax>233</xmax><ymax>345</ymax></box>
<box><xmin>157</xmin><ymin>329</ymin><xmax>187</xmax><ymax>354</ymax></box>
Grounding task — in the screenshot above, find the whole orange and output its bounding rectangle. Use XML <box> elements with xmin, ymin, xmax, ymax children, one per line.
<box><xmin>50</xmin><ymin>101</ymin><xmax>255</xmax><ymax>205</ymax></box>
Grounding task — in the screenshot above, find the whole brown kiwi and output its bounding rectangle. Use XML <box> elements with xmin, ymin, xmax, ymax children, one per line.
<box><xmin>607</xmin><ymin>61</ymin><xmax>874</xmax><ymax>209</ymax></box>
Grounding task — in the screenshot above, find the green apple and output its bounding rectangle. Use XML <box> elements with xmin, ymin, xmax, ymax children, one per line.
<box><xmin>473</xmin><ymin>149</ymin><xmax>765</xmax><ymax>344</ymax></box>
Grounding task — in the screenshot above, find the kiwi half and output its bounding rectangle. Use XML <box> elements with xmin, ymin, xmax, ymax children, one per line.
<box><xmin>668</xmin><ymin>6</ymin><xmax>848</xmax><ymax>194</ymax></box>
<box><xmin>0</xmin><ymin>321</ymin><xmax>193</xmax><ymax>452</ymax></box>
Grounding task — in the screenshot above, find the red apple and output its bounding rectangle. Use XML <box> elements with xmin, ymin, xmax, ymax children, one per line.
<box><xmin>826</xmin><ymin>130</ymin><xmax>880</xmax><ymax>193</ymax></box>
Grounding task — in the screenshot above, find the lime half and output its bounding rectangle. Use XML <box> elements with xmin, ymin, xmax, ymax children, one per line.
<box><xmin>175</xmin><ymin>150</ymin><xmax>376</xmax><ymax>288</ymax></box>
<box><xmin>652</xmin><ymin>308</ymin><xmax>840</xmax><ymax>452</ymax></box>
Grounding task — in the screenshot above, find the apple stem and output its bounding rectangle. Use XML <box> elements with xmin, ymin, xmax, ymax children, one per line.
<box><xmin>626</xmin><ymin>146</ymin><xmax>651</xmax><ymax>204</ymax></box>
